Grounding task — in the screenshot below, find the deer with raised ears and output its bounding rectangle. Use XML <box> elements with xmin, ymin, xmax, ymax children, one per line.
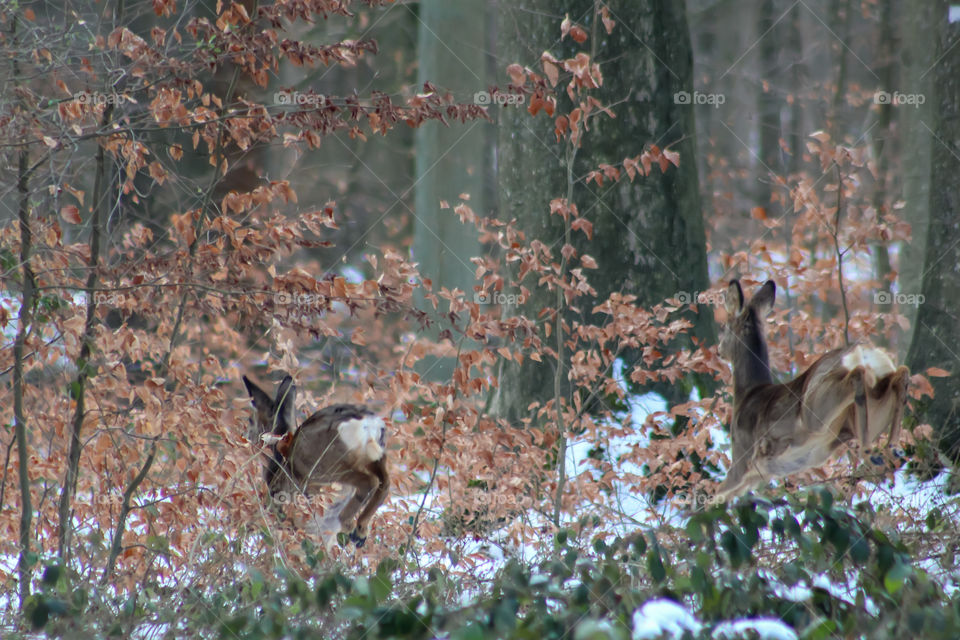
<box><xmin>242</xmin><ymin>374</ymin><xmax>389</xmax><ymax>548</ymax></box>
<box><xmin>716</xmin><ymin>279</ymin><xmax>910</xmax><ymax>501</ymax></box>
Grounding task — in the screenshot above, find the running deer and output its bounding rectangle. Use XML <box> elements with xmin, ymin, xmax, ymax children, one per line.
<box><xmin>242</xmin><ymin>374</ymin><xmax>389</xmax><ymax>548</ymax></box>
<box><xmin>716</xmin><ymin>280</ymin><xmax>909</xmax><ymax>501</ymax></box>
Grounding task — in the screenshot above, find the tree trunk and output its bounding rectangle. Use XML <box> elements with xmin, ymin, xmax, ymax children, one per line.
<box><xmin>413</xmin><ymin>0</ymin><xmax>491</xmax><ymax>379</ymax></box>
<box><xmin>898</xmin><ymin>0</ymin><xmax>940</xmax><ymax>359</ymax></box>
<box><xmin>495</xmin><ymin>0</ymin><xmax>714</xmax><ymax>421</ymax></box>
<box><xmin>906</xmin><ymin>5</ymin><xmax>960</xmax><ymax>460</ymax></box>
<box><xmin>829</xmin><ymin>0</ymin><xmax>852</xmax><ymax>139</ymax></box>
<box><xmin>869</xmin><ymin>0</ymin><xmax>896</xmax><ymax>348</ymax></box>
<box><xmin>756</xmin><ymin>0</ymin><xmax>782</xmax><ymax>207</ymax></box>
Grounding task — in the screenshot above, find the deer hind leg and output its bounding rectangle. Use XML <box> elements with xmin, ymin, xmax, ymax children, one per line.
<box><xmin>871</xmin><ymin>365</ymin><xmax>910</xmax><ymax>450</ymax></box>
<box><xmin>334</xmin><ymin>469</ymin><xmax>380</xmax><ymax>547</ymax></box>
<box><xmin>716</xmin><ymin>467</ymin><xmax>764</xmax><ymax>503</ymax></box>
<box><xmin>350</xmin><ymin>458</ymin><xmax>390</xmax><ymax>547</ymax></box>
<box><xmin>313</xmin><ymin>485</ymin><xmax>356</xmax><ymax>544</ymax></box>
<box><xmin>717</xmin><ymin>433</ymin><xmax>765</xmax><ymax>502</ymax></box>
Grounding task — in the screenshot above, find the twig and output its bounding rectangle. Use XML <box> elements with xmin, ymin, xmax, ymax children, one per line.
<box><xmin>101</xmin><ymin>438</ymin><xmax>158</xmax><ymax>584</ymax></box>
<box><xmin>552</xmin><ymin>128</ymin><xmax>579</xmax><ymax>528</ymax></box>
<box><xmin>403</xmin><ymin>334</ymin><xmax>467</xmax><ymax>564</ymax></box>
<box><xmin>0</xmin><ymin>431</ymin><xmax>15</xmax><ymax>515</ymax></box>
<box><xmin>833</xmin><ymin>162</ymin><xmax>851</xmax><ymax>346</ymax></box>
<box><xmin>159</xmin><ymin>63</ymin><xmax>242</xmax><ymax>381</ymax></box>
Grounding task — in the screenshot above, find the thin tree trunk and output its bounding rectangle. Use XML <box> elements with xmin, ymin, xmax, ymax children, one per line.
<box><xmin>57</xmin><ymin>0</ymin><xmax>125</xmax><ymax>563</ymax></box>
<box><xmin>11</xmin><ymin>11</ymin><xmax>36</xmax><ymax>611</ymax></box>
<box><xmin>756</xmin><ymin>0</ymin><xmax>781</xmax><ymax>207</ymax></box>
<box><xmin>829</xmin><ymin>0</ymin><xmax>852</xmax><ymax>139</ymax></box>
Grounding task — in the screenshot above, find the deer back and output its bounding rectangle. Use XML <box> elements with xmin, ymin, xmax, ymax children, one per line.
<box><xmin>733</xmin><ymin>349</ymin><xmax>856</xmax><ymax>478</ymax></box>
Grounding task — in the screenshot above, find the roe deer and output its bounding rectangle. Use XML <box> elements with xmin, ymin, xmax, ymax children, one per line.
<box><xmin>242</xmin><ymin>374</ymin><xmax>389</xmax><ymax>548</ymax></box>
<box><xmin>716</xmin><ymin>280</ymin><xmax>909</xmax><ymax>501</ymax></box>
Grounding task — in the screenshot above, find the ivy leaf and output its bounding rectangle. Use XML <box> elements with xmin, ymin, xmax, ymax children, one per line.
<box><xmin>884</xmin><ymin>562</ymin><xmax>911</xmax><ymax>594</ymax></box>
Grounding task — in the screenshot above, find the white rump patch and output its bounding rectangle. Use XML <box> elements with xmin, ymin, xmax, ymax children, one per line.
<box><xmin>337</xmin><ymin>416</ymin><xmax>385</xmax><ymax>461</ymax></box>
<box><xmin>842</xmin><ymin>345</ymin><xmax>896</xmax><ymax>381</ymax></box>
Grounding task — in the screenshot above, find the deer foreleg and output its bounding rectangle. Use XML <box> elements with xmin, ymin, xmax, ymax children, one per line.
<box><xmin>885</xmin><ymin>366</ymin><xmax>910</xmax><ymax>449</ymax></box>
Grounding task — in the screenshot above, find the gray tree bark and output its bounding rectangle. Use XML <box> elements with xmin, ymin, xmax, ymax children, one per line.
<box><xmin>906</xmin><ymin>6</ymin><xmax>960</xmax><ymax>460</ymax></box>
<box><xmin>495</xmin><ymin>0</ymin><xmax>714</xmax><ymax>422</ymax></box>
<box><xmin>898</xmin><ymin>0</ymin><xmax>940</xmax><ymax>359</ymax></box>
<box><xmin>756</xmin><ymin>0</ymin><xmax>782</xmax><ymax>208</ymax></box>
<box><xmin>413</xmin><ymin>0</ymin><xmax>491</xmax><ymax>380</ymax></box>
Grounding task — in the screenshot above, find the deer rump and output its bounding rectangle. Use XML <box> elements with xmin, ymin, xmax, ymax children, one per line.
<box><xmin>727</xmin><ymin>344</ymin><xmax>908</xmax><ymax>491</ymax></box>
<box><xmin>278</xmin><ymin>406</ymin><xmax>387</xmax><ymax>492</ymax></box>
<box><xmin>264</xmin><ymin>404</ymin><xmax>389</xmax><ymax>548</ymax></box>
<box><xmin>243</xmin><ymin>374</ymin><xmax>390</xmax><ymax>548</ymax></box>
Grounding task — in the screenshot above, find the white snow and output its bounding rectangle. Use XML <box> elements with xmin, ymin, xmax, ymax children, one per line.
<box><xmin>632</xmin><ymin>599</ymin><xmax>702</xmax><ymax>639</ymax></box>
<box><xmin>713</xmin><ymin>618</ymin><xmax>798</xmax><ymax>639</ymax></box>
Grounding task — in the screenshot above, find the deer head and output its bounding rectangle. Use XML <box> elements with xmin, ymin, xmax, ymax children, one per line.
<box><xmin>242</xmin><ymin>374</ymin><xmax>295</xmax><ymax>444</ymax></box>
<box><xmin>720</xmin><ymin>279</ymin><xmax>775</xmax><ymax>395</ymax></box>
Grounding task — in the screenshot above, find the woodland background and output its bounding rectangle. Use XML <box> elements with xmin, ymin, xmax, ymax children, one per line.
<box><xmin>0</xmin><ymin>0</ymin><xmax>959</xmax><ymax>638</ymax></box>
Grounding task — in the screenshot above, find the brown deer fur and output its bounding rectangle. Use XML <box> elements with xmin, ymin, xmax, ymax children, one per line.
<box><xmin>242</xmin><ymin>375</ymin><xmax>389</xmax><ymax>548</ymax></box>
<box><xmin>716</xmin><ymin>280</ymin><xmax>909</xmax><ymax>501</ymax></box>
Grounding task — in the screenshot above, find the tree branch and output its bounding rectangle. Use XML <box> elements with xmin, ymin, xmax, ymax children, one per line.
<box><xmin>833</xmin><ymin>162</ymin><xmax>851</xmax><ymax>346</ymax></box>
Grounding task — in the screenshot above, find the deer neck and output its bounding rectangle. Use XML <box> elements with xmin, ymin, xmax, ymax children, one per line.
<box><xmin>733</xmin><ymin>320</ymin><xmax>774</xmax><ymax>398</ymax></box>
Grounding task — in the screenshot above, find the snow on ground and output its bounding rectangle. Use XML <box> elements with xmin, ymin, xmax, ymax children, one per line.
<box><xmin>631</xmin><ymin>598</ymin><xmax>799</xmax><ymax>639</ymax></box>
<box><xmin>860</xmin><ymin>465</ymin><xmax>950</xmax><ymax>516</ymax></box>
<box><xmin>712</xmin><ymin>617</ymin><xmax>798</xmax><ymax>639</ymax></box>
<box><xmin>631</xmin><ymin>599</ymin><xmax>702</xmax><ymax>639</ymax></box>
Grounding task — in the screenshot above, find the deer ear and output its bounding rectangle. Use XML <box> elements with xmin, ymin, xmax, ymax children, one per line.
<box><xmin>725</xmin><ymin>280</ymin><xmax>744</xmax><ymax>316</ymax></box>
<box><xmin>750</xmin><ymin>280</ymin><xmax>776</xmax><ymax>315</ymax></box>
<box><xmin>274</xmin><ymin>375</ymin><xmax>296</xmax><ymax>431</ymax></box>
<box><xmin>243</xmin><ymin>375</ymin><xmax>272</xmax><ymax>409</ymax></box>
